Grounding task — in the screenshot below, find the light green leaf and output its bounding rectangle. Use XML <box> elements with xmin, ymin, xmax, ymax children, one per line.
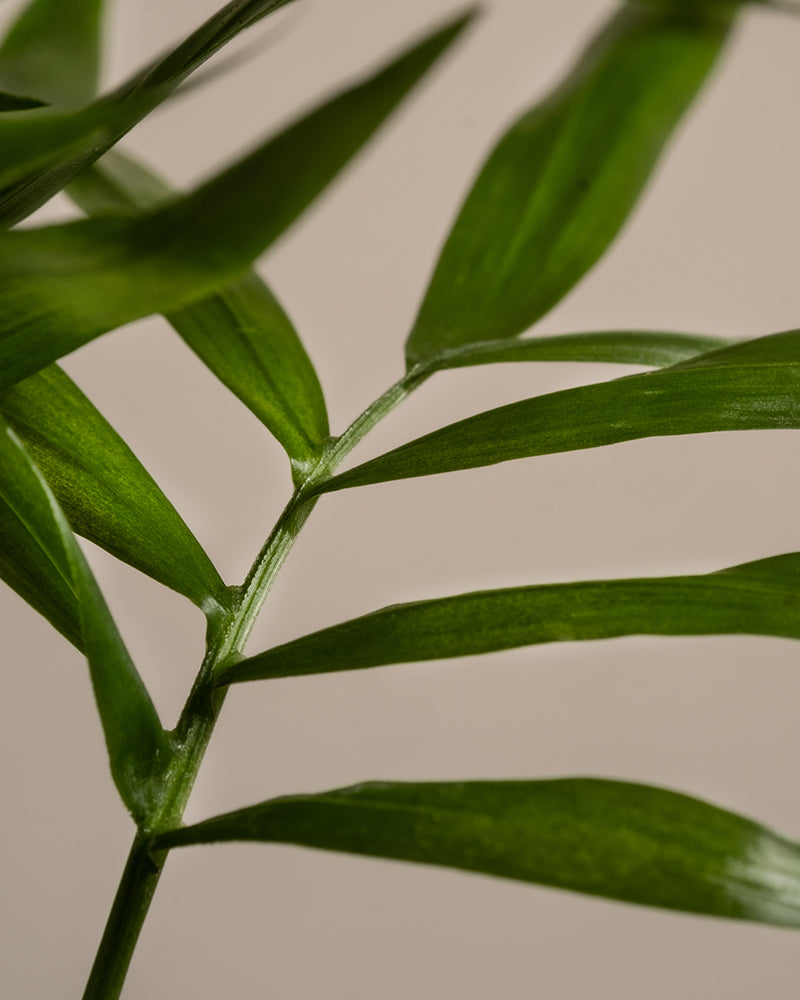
<box><xmin>69</xmin><ymin>150</ymin><xmax>329</xmax><ymax>476</ymax></box>
<box><xmin>0</xmin><ymin>10</ymin><xmax>475</xmax><ymax>388</ymax></box>
<box><xmin>405</xmin><ymin>1</ymin><xmax>737</xmax><ymax>365</ymax></box>
<box><xmin>321</xmin><ymin>330</ymin><xmax>800</xmax><ymax>492</ymax></box>
<box><xmin>0</xmin><ymin>0</ymin><xmax>300</xmax><ymax>225</ymax></box>
<box><xmin>154</xmin><ymin>777</ymin><xmax>800</xmax><ymax>927</ymax></box>
<box><xmin>0</xmin><ymin>0</ymin><xmax>105</xmax><ymax>107</ymax></box>
<box><xmin>219</xmin><ymin>552</ymin><xmax>800</xmax><ymax>683</ymax></box>
<box><xmin>0</xmin><ymin>416</ymin><xmax>172</xmax><ymax>822</ymax></box>
<box><xmin>0</xmin><ymin>365</ymin><xmax>229</xmax><ymax>615</ymax></box>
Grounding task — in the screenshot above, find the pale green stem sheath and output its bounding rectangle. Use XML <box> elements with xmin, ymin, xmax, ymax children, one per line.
<box><xmin>81</xmin><ymin>365</ymin><xmax>432</xmax><ymax>999</ymax></box>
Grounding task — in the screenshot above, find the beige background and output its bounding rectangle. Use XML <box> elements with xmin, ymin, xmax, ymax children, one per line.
<box><xmin>3</xmin><ymin>0</ymin><xmax>800</xmax><ymax>995</ymax></box>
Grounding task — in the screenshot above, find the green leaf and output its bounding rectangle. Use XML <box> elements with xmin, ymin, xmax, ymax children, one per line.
<box><xmin>0</xmin><ymin>0</ymin><xmax>300</xmax><ymax>225</ymax></box>
<box><xmin>405</xmin><ymin>1</ymin><xmax>737</xmax><ymax>366</ymax></box>
<box><xmin>69</xmin><ymin>150</ymin><xmax>330</xmax><ymax>476</ymax></box>
<box><xmin>321</xmin><ymin>330</ymin><xmax>800</xmax><ymax>492</ymax></box>
<box><xmin>0</xmin><ymin>417</ymin><xmax>172</xmax><ymax>822</ymax></box>
<box><xmin>0</xmin><ymin>90</ymin><xmax>47</xmax><ymax>111</ymax></box>
<box><xmin>0</xmin><ymin>0</ymin><xmax>105</xmax><ymax>107</ymax></box>
<box><xmin>154</xmin><ymin>777</ymin><xmax>800</xmax><ymax>927</ymax></box>
<box><xmin>219</xmin><ymin>551</ymin><xmax>800</xmax><ymax>684</ymax></box>
<box><xmin>421</xmin><ymin>329</ymin><xmax>733</xmax><ymax>372</ymax></box>
<box><xmin>0</xmin><ymin>365</ymin><xmax>229</xmax><ymax>615</ymax></box>
<box><xmin>0</xmin><ymin>10</ymin><xmax>475</xmax><ymax>389</ymax></box>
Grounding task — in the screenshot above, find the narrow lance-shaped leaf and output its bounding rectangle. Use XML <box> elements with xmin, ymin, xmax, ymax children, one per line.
<box><xmin>0</xmin><ymin>365</ymin><xmax>229</xmax><ymax>616</ymax></box>
<box><xmin>321</xmin><ymin>330</ymin><xmax>800</xmax><ymax>493</ymax></box>
<box><xmin>69</xmin><ymin>150</ymin><xmax>330</xmax><ymax>476</ymax></box>
<box><xmin>154</xmin><ymin>777</ymin><xmax>800</xmax><ymax>928</ymax></box>
<box><xmin>0</xmin><ymin>0</ymin><xmax>105</xmax><ymax>107</ymax></box>
<box><xmin>0</xmin><ymin>11</ymin><xmax>475</xmax><ymax>389</ymax></box>
<box><xmin>219</xmin><ymin>551</ymin><xmax>800</xmax><ymax>684</ymax></box>
<box><xmin>0</xmin><ymin>417</ymin><xmax>172</xmax><ymax>822</ymax></box>
<box><xmin>405</xmin><ymin>1</ymin><xmax>738</xmax><ymax>365</ymax></box>
<box><xmin>0</xmin><ymin>0</ymin><xmax>300</xmax><ymax>225</ymax></box>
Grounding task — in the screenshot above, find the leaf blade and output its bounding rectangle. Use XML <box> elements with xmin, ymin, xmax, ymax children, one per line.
<box><xmin>155</xmin><ymin>777</ymin><xmax>800</xmax><ymax>927</ymax></box>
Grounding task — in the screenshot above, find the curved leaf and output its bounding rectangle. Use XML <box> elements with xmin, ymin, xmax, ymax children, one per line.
<box><xmin>69</xmin><ymin>150</ymin><xmax>330</xmax><ymax>476</ymax></box>
<box><xmin>322</xmin><ymin>330</ymin><xmax>800</xmax><ymax>492</ymax></box>
<box><xmin>0</xmin><ymin>365</ymin><xmax>229</xmax><ymax>615</ymax></box>
<box><xmin>155</xmin><ymin>777</ymin><xmax>800</xmax><ymax>927</ymax></box>
<box><xmin>0</xmin><ymin>417</ymin><xmax>172</xmax><ymax>822</ymax></box>
<box><xmin>219</xmin><ymin>551</ymin><xmax>800</xmax><ymax>683</ymax></box>
<box><xmin>405</xmin><ymin>1</ymin><xmax>737</xmax><ymax>365</ymax></box>
<box><xmin>0</xmin><ymin>11</ymin><xmax>475</xmax><ymax>389</ymax></box>
<box><xmin>0</xmin><ymin>0</ymin><xmax>105</xmax><ymax>107</ymax></box>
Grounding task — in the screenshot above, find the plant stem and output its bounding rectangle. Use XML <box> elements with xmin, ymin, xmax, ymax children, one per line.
<box><xmin>81</xmin><ymin>367</ymin><xmax>433</xmax><ymax>998</ymax></box>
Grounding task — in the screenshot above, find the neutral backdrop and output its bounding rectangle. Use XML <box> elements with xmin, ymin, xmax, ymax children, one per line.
<box><xmin>2</xmin><ymin>0</ymin><xmax>800</xmax><ymax>996</ymax></box>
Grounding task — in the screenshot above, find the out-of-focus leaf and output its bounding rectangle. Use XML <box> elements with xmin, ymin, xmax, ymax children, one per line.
<box><xmin>0</xmin><ymin>0</ymin><xmax>300</xmax><ymax>225</ymax></box>
<box><xmin>405</xmin><ymin>1</ymin><xmax>737</xmax><ymax>366</ymax></box>
<box><xmin>69</xmin><ymin>150</ymin><xmax>329</xmax><ymax>475</ymax></box>
<box><xmin>155</xmin><ymin>777</ymin><xmax>800</xmax><ymax>927</ymax></box>
<box><xmin>0</xmin><ymin>90</ymin><xmax>46</xmax><ymax>111</ymax></box>
<box><xmin>0</xmin><ymin>365</ymin><xmax>228</xmax><ymax>615</ymax></box>
<box><xmin>0</xmin><ymin>0</ymin><xmax>105</xmax><ymax>107</ymax></box>
<box><xmin>321</xmin><ymin>330</ymin><xmax>800</xmax><ymax>492</ymax></box>
<box><xmin>0</xmin><ymin>11</ymin><xmax>474</xmax><ymax>388</ymax></box>
<box><xmin>0</xmin><ymin>416</ymin><xmax>172</xmax><ymax>822</ymax></box>
<box><xmin>420</xmin><ymin>329</ymin><xmax>732</xmax><ymax>373</ymax></box>
<box><xmin>219</xmin><ymin>552</ymin><xmax>800</xmax><ymax>684</ymax></box>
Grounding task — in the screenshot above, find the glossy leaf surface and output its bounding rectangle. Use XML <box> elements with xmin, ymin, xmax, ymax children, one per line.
<box><xmin>0</xmin><ymin>365</ymin><xmax>228</xmax><ymax>613</ymax></box>
<box><xmin>156</xmin><ymin>777</ymin><xmax>800</xmax><ymax>927</ymax></box>
<box><xmin>0</xmin><ymin>0</ymin><xmax>104</xmax><ymax>106</ymax></box>
<box><xmin>405</xmin><ymin>2</ymin><xmax>735</xmax><ymax>365</ymax></box>
<box><xmin>0</xmin><ymin>417</ymin><xmax>171</xmax><ymax>821</ymax></box>
<box><xmin>221</xmin><ymin>552</ymin><xmax>800</xmax><ymax>683</ymax></box>
<box><xmin>323</xmin><ymin>331</ymin><xmax>800</xmax><ymax>492</ymax></box>
<box><xmin>69</xmin><ymin>151</ymin><xmax>329</xmax><ymax>473</ymax></box>
<box><xmin>0</xmin><ymin>12</ymin><xmax>473</xmax><ymax>388</ymax></box>
<box><xmin>0</xmin><ymin>0</ymin><xmax>299</xmax><ymax>225</ymax></box>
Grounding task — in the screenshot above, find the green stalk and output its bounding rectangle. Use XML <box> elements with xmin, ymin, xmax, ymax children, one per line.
<box><xmin>80</xmin><ymin>369</ymin><xmax>429</xmax><ymax>999</ymax></box>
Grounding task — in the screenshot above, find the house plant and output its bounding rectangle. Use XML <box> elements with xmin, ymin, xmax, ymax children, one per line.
<box><xmin>1</xmin><ymin>0</ymin><xmax>800</xmax><ymax>996</ymax></box>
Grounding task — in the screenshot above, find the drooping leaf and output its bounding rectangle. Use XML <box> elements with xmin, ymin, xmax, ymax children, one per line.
<box><xmin>69</xmin><ymin>150</ymin><xmax>329</xmax><ymax>476</ymax></box>
<box><xmin>219</xmin><ymin>551</ymin><xmax>800</xmax><ymax>684</ymax></box>
<box><xmin>0</xmin><ymin>417</ymin><xmax>172</xmax><ymax>822</ymax></box>
<box><xmin>405</xmin><ymin>1</ymin><xmax>738</xmax><ymax>366</ymax></box>
<box><xmin>0</xmin><ymin>0</ymin><xmax>300</xmax><ymax>225</ymax></box>
<box><xmin>0</xmin><ymin>0</ymin><xmax>105</xmax><ymax>107</ymax></box>
<box><xmin>418</xmin><ymin>329</ymin><xmax>733</xmax><ymax>373</ymax></box>
<box><xmin>321</xmin><ymin>330</ymin><xmax>800</xmax><ymax>492</ymax></box>
<box><xmin>154</xmin><ymin>777</ymin><xmax>800</xmax><ymax>927</ymax></box>
<box><xmin>0</xmin><ymin>365</ymin><xmax>229</xmax><ymax>615</ymax></box>
<box><xmin>0</xmin><ymin>11</ymin><xmax>475</xmax><ymax>389</ymax></box>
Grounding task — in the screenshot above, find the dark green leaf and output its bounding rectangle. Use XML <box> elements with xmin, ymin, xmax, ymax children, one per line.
<box><xmin>0</xmin><ymin>417</ymin><xmax>172</xmax><ymax>821</ymax></box>
<box><xmin>69</xmin><ymin>150</ymin><xmax>329</xmax><ymax>476</ymax></box>
<box><xmin>0</xmin><ymin>0</ymin><xmax>105</xmax><ymax>107</ymax></box>
<box><xmin>220</xmin><ymin>551</ymin><xmax>800</xmax><ymax>683</ymax></box>
<box><xmin>155</xmin><ymin>777</ymin><xmax>800</xmax><ymax>927</ymax></box>
<box><xmin>405</xmin><ymin>2</ymin><xmax>737</xmax><ymax>365</ymax></box>
<box><xmin>322</xmin><ymin>330</ymin><xmax>800</xmax><ymax>492</ymax></box>
<box><xmin>0</xmin><ymin>11</ymin><xmax>475</xmax><ymax>388</ymax></box>
<box><xmin>0</xmin><ymin>365</ymin><xmax>229</xmax><ymax>614</ymax></box>
<box><xmin>0</xmin><ymin>90</ymin><xmax>47</xmax><ymax>111</ymax></box>
<box><xmin>0</xmin><ymin>0</ymin><xmax>300</xmax><ymax>225</ymax></box>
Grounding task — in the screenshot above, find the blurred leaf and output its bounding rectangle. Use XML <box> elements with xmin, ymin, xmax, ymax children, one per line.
<box><xmin>422</xmin><ymin>329</ymin><xmax>732</xmax><ymax>372</ymax></box>
<box><xmin>0</xmin><ymin>90</ymin><xmax>46</xmax><ymax>111</ymax></box>
<box><xmin>155</xmin><ymin>777</ymin><xmax>800</xmax><ymax>927</ymax></box>
<box><xmin>322</xmin><ymin>330</ymin><xmax>800</xmax><ymax>492</ymax></box>
<box><xmin>405</xmin><ymin>2</ymin><xmax>737</xmax><ymax>365</ymax></box>
<box><xmin>0</xmin><ymin>417</ymin><xmax>172</xmax><ymax>822</ymax></box>
<box><xmin>69</xmin><ymin>150</ymin><xmax>329</xmax><ymax>475</ymax></box>
<box><xmin>0</xmin><ymin>365</ymin><xmax>229</xmax><ymax>614</ymax></box>
<box><xmin>0</xmin><ymin>0</ymin><xmax>300</xmax><ymax>225</ymax></box>
<box><xmin>220</xmin><ymin>551</ymin><xmax>800</xmax><ymax>683</ymax></box>
<box><xmin>0</xmin><ymin>11</ymin><xmax>475</xmax><ymax>388</ymax></box>
<box><xmin>0</xmin><ymin>0</ymin><xmax>105</xmax><ymax>107</ymax></box>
